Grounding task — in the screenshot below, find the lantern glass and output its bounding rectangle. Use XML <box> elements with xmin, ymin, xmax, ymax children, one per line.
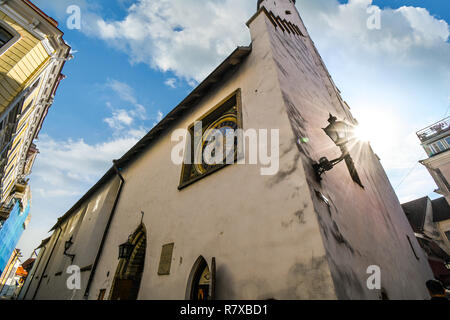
<box><xmin>118</xmin><ymin>240</ymin><xmax>134</xmax><ymax>259</ymax></box>
<box><xmin>324</xmin><ymin>118</ymin><xmax>352</xmax><ymax>146</ymax></box>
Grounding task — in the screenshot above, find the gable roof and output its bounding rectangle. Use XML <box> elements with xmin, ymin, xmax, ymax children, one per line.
<box><xmin>50</xmin><ymin>45</ymin><xmax>252</xmax><ymax>231</ymax></box>
<box><xmin>432</xmin><ymin>197</ymin><xmax>450</xmax><ymax>223</ymax></box>
<box><xmin>401</xmin><ymin>197</ymin><xmax>429</xmax><ymax>232</ymax></box>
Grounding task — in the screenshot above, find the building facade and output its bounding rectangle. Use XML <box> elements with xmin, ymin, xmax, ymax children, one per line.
<box><xmin>0</xmin><ymin>189</ymin><xmax>30</xmax><ymax>276</ymax></box>
<box><xmin>22</xmin><ymin>0</ymin><xmax>433</xmax><ymax>300</ymax></box>
<box><xmin>0</xmin><ymin>248</ymin><xmax>21</xmax><ymax>298</ymax></box>
<box><xmin>402</xmin><ymin>197</ymin><xmax>450</xmax><ymax>286</ymax></box>
<box><xmin>0</xmin><ymin>0</ymin><xmax>70</xmax><ymax>222</ymax></box>
<box><xmin>417</xmin><ymin>117</ymin><xmax>450</xmax><ymax>203</ymax></box>
<box><xmin>0</xmin><ymin>0</ymin><xmax>70</xmax><ymax>271</ymax></box>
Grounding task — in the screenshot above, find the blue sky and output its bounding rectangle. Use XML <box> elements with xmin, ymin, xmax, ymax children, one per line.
<box><xmin>16</xmin><ymin>0</ymin><xmax>450</xmax><ymax>258</ymax></box>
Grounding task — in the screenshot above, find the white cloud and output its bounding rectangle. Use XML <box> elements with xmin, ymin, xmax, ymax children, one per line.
<box><xmin>94</xmin><ymin>0</ymin><xmax>254</xmax><ymax>82</ymax></box>
<box><xmin>104</xmin><ymin>109</ymin><xmax>134</xmax><ymax>130</ymax></box>
<box><xmin>106</xmin><ymin>79</ymin><xmax>138</xmax><ymax>105</ymax></box>
<box><xmin>33</xmin><ymin>133</ymin><xmax>142</xmax><ymax>189</ymax></box>
<box><xmin>103</xmin><ymin>79</ymin><xmax>151</xmax><ymax>133</ymax></box>
<box><xmin>164</xmin><ymin>78</ymin><xmax>177</xmax><ymax>88</ymax></box>
<box><xmin>398</xmin><ymin>6</ymin><xmax>449</xmax><ymax>44</ymax></box>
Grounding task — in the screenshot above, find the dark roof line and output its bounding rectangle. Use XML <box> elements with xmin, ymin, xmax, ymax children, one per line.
<box><xmin>50</xmin><ymin>45</ymin><xmax>252</xmax><ymax>231</ymax></box>
<box><xmin>401</xmin><ymin>196</ymin><xmax>429</xmax><ymax>232</ymax></box>
<box><xmin>36</xmin><ymin>236</ymin><xmax>51</xmax><ymax>249</ymax></box>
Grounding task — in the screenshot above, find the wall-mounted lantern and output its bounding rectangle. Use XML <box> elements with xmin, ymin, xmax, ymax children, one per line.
<box><xmin>313</xmin><ymin>114</ymin><xmax>354</xmax><ymax>180</ymax></box>
<box><xmin>118</xmin><ymin>236</ymin><xmax>134</xmax><ymax>260</ymax></box>
<box><xmin>118</xmin><ymin>211</ymin><xmax>144</xmax><ymax>259</ymax></box>
<box><xmin>64</xmin><ymin>236</ymin><xmax>76</xmax><ymax>262</ymax></box>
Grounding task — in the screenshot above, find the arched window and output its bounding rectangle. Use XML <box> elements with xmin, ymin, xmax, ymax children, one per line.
<box><xmin>186</xmin><ymin>256</ymin><xmax>216</xmax><ymax>300</ymax></box>
<box><xmin>109</xmin><ymin>225</ymin><xmax>147</xmax><ymax>300</ymax></box>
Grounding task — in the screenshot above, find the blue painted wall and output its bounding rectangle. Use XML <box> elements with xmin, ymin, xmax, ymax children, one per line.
<box><xmin>0</xmin><ymin>201</ymin><xmax>30</xmax><ymax>275</ymax></box>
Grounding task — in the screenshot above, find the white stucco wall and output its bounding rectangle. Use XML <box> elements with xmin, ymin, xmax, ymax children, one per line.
<box><xmin>261</xmin><ymin>0</ymin><xmax>433</xmax><ymax>300</ymax></box>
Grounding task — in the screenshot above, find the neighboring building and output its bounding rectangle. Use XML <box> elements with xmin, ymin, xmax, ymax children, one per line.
<box><xmin>20</xmin><ymin>256</ymin><xmax>36</xmax><ymax>276</ymax></box>
<box><xmin>8</xmin><ymin>254</ymin><xmax>34</xmax><ymax>298</ymax></box>
<box><xmin>22</xmin><ymin>0</ymin><xmax>433</xmax><ymax>300</ymax></box>
<box><xmin>0</xmin><ymin>0</ymin><xmax>71</xmax><ymax>274</ymax></box>
<box><xmin>402</xmin><ymin>197</ymin><xmax>450</xmax><ymax>286</ymax></box>
<box><xmin>0</xmin><ymin>186</ymin><xmax>30</xmax><ymax>276</ymax></box>
<box><xmin>0</xmin><ymin>0</ymin><xmax>71</xmax><ymax>222</ymax></box>
<box><xmin>417</xmin><ymin>117</ymin><xmax>450</xmax><ymax>203</ymax></box>
<box><xmin>403</xmin><ymin>116</ymin><xmax>450</xmax><ymax>286</ymax></box>
<box><xmin>0</xmin><ymin>248</ymin><xmax>21</xmax><ymax>298</ymax></box>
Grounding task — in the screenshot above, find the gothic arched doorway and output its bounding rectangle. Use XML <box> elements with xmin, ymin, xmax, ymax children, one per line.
<box><xmin>186</xmin><ymin>256</ymin><xmax>215</xmax><ymax>300</ymax></box>
<box><xmin>109</xmin><ymin>225</ymin><xmax>146</xmax><ymax>300</ymax></box>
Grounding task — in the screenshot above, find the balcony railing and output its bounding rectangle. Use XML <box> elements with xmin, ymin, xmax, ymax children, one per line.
<box><xmin>417</xmin><ymin>117</ymin><xmax>450</xmax><ymax>143</ymax></box>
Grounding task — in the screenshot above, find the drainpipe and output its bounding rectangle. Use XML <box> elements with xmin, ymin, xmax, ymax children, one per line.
<box><xmin>83</xmin><ymin>160</ymin><xmax>125</xmax><ymax>300</ymax></box>
<box><xmin>32</xmin><ymin>226</ymin><xmax>63</xmax><ymax>300</ymax></box>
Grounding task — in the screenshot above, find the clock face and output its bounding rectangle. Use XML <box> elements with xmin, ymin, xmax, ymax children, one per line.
<box><xmin>194</xmin><ymin>110</ymin><xmax>238</xmax><ymax>175</ymax></box>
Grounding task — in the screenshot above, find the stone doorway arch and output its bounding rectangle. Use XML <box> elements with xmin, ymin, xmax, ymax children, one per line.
<box><xmin>109</xmin><ymin>224</ymin><xmax>146</xmax><ymax>300</ymax></box>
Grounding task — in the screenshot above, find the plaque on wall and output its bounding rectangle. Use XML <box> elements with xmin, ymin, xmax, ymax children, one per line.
<box><xmin>158</xmin><ymin>243</ymin><xmax>175</xmax><ymax>275</ymax></box>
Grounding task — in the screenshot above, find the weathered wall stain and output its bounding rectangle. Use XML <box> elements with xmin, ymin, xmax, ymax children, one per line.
<box><xmin>284</xmin><ymin>255</ymin><xmax>335</xmax><ymax>299</ymax></box>
<box><xmin>281</xmin><ymin>91</ymin><xmax>312</xmax><ymax>159</ymax></box>
<box><xmin>330</xmin><ymin>221</ymin><xmax>355</xmax><ymax>255</ymax></box>
<box><xmin>269</xmin><ymin>151</ymin><xmax>301</xmax><ymax>186</ymax></box>
<box><xmin>281</xmin><ymin>203</ymin><xmax>308</xmax><ymax>228</ymax></box>
<box><xmin>294</xmin><ymin>203</ymin><xmax>308</xmax><ymax>224</ymax></box>
<box><xmin>328</xmin><ymin>258</ymin><xmax>366</xmax><ymax>300</ymax></box>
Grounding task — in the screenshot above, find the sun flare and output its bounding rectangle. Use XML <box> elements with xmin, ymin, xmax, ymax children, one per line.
<box><xmin>354</xmin><ymin>125</ymin><xmax>372</xmax><ymax>142</ymax></box>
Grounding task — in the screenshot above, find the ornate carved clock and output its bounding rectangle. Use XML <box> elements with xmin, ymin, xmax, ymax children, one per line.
<box><xmin>179</xmin><ymin>90</ymin><xmax>242</xmax><ymax>189</ymax></box>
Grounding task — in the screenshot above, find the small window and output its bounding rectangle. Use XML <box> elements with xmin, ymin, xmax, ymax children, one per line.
<box><xmin>445</xmin><ymin>231</ymin><xmax>450</xmax><ymax>242</ymax></box>
<box><xmin>98</xmin><ymin>289</ymin><xmax>106</xmax><ymax>300</ymax></box>
<box><xmin>430</xmin><ymin>140</ymin><xmax>447</xmax><ymax>155</ymax></box>
<box><xmin>435</xmin><ymin>169</ymin><xmax>450</xmax><ymax>192</ymax></box>
<box><xmin>179</xmin><ymin>90</ymin><xmax>242</xmax><ymax>189</ymax></box>
<box><xmin>0</xmin><ymin>26</ymin><xmax>13</xmax><ymax>48</ymax></box>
